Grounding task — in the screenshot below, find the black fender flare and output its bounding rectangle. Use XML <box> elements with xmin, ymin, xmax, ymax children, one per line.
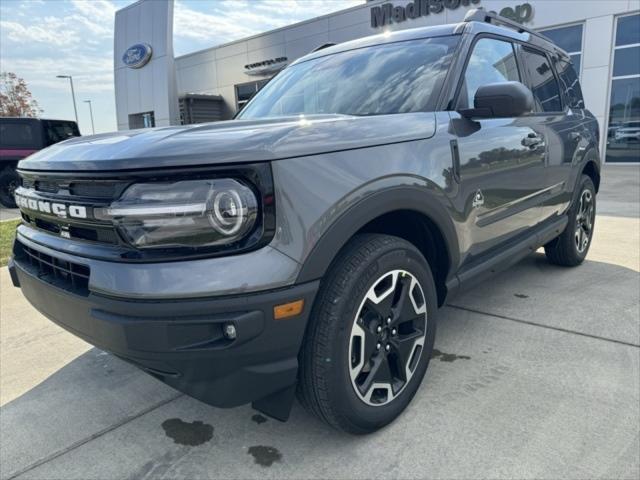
<box><xmin>576</xmin><ymin>147</ymin><xmax>601</xmax><ymax>194</ymax></box>
<box><xmin>295</xmin><ymin>185</ymin><xmax>460</xmax><ymax>286</ymax></box>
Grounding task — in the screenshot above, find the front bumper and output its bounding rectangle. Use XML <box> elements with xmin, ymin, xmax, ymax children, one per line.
<box><xmin>9</xmin><ymin>238</ymin><xmax>319</xmax><ymax>409</ymax></box>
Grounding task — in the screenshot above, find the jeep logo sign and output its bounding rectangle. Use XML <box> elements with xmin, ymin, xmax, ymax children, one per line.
<box><xmin>371</xmin><ymin>0</ymin><xmax>481</xmax><ymax>28</ymax></box>
<box><xmin>15</xmin><ymin>193</ymin><xmax>87</xmax><ymax>219</ymax></box>
<box><xmin>498</xmin><ymin>3</ymin><xmax>534</xmax><ymax>24</ymax></box>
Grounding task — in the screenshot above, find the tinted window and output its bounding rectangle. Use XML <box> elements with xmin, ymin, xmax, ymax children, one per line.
<box><xmin>555</xmin><ymin>58</ymin><xmax>584</xmax><ymax>109</ymax></box>
<box><xmin>520</xmin><ymin>48</ymin><xmax>563</xmax><ymax>112</ymax></box>
<box><xmin>541</xmin><ymin>24</ymin><xmax>583</xmax><ymax>53</ymax></box>
<box><xmin>457</xmin><ymin>38</ymin><xmax>520</xmax><ymax>109</ymax></box>
<box><xmin>239</xmin><ymin>36</ymin><xmax>460</xmax><ymax>119</ymax></box>
<box><xmin>0</xmin><ymin>122</ymin><xmax>36</xmax><ymax>148</ymax></box>
<box><xmin>615</xmin><ymin>14</ymin><xmax>640</xmax><ymax>47</ymax></box>
<box><xmin>42</xmin><ymin>120</ymin><xmax>79</xmax><ymax>145</ymax></box>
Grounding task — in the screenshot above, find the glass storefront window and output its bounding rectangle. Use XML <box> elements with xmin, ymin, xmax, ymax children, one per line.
<box><xmin>613</xmin><ymin>46</ymin><xmax>640</xmax><ymax>78</ymax></box>
<box><xmin>606</xmin><ymin>13</ymin><xmax>640</xmax><ymax>163</ymax></box>
<box><xmin>615</xmin><ymin>14</ymin><xmax>640</xmax><ymax>46</ymax></box>
<box><xmin>235</xmin><ymin>79</ymin><xmax>270</xmax><ymax>111</ymax></box>
<box><xmin>540</xmin><ymin>24</ymin><xmax>583</xmax><ymax>78</ymax></box>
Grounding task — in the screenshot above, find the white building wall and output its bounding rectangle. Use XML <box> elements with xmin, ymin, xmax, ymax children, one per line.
<box><xmin>114</xmin><ymin>0</ymin><xmax>179</xmax><ymax>129</ymax></box>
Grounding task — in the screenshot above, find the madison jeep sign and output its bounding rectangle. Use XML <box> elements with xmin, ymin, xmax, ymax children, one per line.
<box><xmin>371</xmin><ymin>0</ymin><xmax>481</xmax><ymax>28</ymax></box>
<box><xmin>371</xmin><ymin>1</ymin><xmax>534</xmax><ymax>28</ymax></box>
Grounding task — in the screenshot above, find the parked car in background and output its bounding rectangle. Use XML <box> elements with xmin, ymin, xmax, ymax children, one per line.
<box><xmin>614</xmin><ymin>121</ymin><xmax>640</xmax><ymax>143</ymax></box>
<box><xmin>0</xmin><ymin>118</ymin><xmax>80</xmax><ymax>207</ymax></box>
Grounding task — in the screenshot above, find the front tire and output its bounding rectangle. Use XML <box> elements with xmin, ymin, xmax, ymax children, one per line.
<box><xmin>297</xmin><ymin>234</ymin><xmax>437</xmax><ymax>434</ymax></box>
<box><xmin>545</xmin><ymin>175</ymin><xmax>596</xmax><ymax>267</ymax></box>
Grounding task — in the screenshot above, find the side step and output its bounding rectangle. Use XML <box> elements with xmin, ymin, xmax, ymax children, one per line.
<box><xmin>453</xmin><ymin>216</ymin><xmax>568</xmax><ymax>294</ymax></box>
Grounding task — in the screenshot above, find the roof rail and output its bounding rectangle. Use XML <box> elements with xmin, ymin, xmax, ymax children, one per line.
<box><xmin>312</xmin><ymin>43</ymin><xmax>336</xmax><ymax>53</ymax></box>
<box><xmin>463</xmin><ymin>8</ymin><xmax>552</xmax><ymax>44</ymax></box>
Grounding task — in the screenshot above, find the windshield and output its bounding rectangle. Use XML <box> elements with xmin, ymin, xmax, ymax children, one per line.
<box><xmin>238</xmin><ymin>36</ymin><xmax>460</xmax><ymax>119</ymax></box>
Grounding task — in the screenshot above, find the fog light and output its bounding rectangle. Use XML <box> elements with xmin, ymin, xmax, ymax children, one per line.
<box><xmin>223</xmin><ymin>323</ymin><xmax>237</xmax><ymax>340</ymax></box>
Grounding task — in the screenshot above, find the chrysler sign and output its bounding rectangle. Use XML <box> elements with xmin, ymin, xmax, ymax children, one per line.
<box><xmin>245</xmin><ymin>57</ymin><xmax>288</xmax><ymax>76</ymax></box>
<box><xmin>371</xmin><ymin>0</ymin><xmax>481</xmax><ymax>28</ymax></box>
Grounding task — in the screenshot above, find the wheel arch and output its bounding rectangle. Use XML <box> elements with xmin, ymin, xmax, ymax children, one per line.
<box><xmin>295</xmin><ymin>187</ymin><xmax>459</xmax><ymax>307</ymax></box>
<box><xmin>582</xmin><ymin>157</ymin><xmax>601</xmax><ymax>193</ymax></box>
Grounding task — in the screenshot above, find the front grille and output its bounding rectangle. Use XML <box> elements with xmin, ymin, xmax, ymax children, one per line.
<box><xmin>36</xmin><ymin>181</ymin><xmax>60</xmax><ymax>194</ymax></box>
<box><xmin>15</xmin><ymin>242</ymin><xmax>90</xmax><ymax>296</ymax></box>
<box><xmin>17</xmin><ymin>174</ymin><xmax>130</xmax><ymax>247</ymax></box>
<box><xmin>69</xmin><ymin>182</ymin><xmax>117</xmax><ymax>199</ymax></box>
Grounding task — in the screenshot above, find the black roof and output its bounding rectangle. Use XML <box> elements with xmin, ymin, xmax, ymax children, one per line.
<box><xmin>0</xmin><ymin>117</ymin><xmax>78</xmax><ymax>124</ymax></box>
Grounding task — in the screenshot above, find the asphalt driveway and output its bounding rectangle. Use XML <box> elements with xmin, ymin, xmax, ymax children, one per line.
<box><xmin>1</xmin><ymin>166</ymin><xmax>639</xmax><ymax>480</ymax></box>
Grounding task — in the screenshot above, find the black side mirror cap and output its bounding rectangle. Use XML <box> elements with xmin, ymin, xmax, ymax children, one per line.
<box><xmin>459</xmin><ymin>81</ymin><xmax>534</xmax><ymax>119</ymax></box>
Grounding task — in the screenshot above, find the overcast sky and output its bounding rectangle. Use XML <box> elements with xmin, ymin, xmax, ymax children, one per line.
<box><xmin>0</xmin><ymin>0</ymin><xmax>363</xmax><ymax>134</ymax></box>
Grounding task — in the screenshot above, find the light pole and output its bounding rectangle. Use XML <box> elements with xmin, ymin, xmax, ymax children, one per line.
<box><xmin>56</xmin><ymin>75</ymin><xmax>79</xmax><ymax>125</ymax></box>
<box><xmin>84</xmin><ymin>100</ymin><xmax>95</xmax><ymax>135</ymax></box>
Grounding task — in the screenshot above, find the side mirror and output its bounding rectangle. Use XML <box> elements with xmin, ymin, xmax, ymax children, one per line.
<box><xmin>460</xmin><ymin>81</ymin><xmax>534</xmax><ymax>119</ymax></box>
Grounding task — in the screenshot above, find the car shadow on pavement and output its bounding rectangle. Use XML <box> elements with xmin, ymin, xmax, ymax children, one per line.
<box><xmin>1</xmin><ymin>254</ymin><xmax>639</xmax><ymax>480</ymax></box>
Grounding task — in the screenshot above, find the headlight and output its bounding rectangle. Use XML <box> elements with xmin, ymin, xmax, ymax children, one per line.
<box><xmin>96</xmin><ymin>178</ymin><xmax>258</xmax><ymax>249</ymax></box>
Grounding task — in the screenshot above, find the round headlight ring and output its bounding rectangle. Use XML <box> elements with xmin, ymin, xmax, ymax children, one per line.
<box><xmin>210</xmin><ymin>189</ymin><xmax>244</xmax><ymax>235</ymax></box>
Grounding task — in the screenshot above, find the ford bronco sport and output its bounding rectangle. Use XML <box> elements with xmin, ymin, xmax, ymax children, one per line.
<box><xmin>0</xmin><ymin>117</ymin><xmax>80</xmax><ymax>208</ymax></box>
<box><xmin>9</xmin><ymin>10</ymin><xmax>600</xmax><ymax>434</ymax></box>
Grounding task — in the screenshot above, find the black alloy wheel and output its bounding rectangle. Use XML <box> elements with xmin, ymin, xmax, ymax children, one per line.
<box><xmin>349</xmin><ymin>269</ymin><xmax>427</xmax><ymax>406</ymax></box>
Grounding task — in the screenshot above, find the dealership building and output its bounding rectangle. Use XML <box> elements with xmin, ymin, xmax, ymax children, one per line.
<box><xmin>114</xmin><ymin>0</ymin><xmax>640</xmax><ymax>163</ymax></box>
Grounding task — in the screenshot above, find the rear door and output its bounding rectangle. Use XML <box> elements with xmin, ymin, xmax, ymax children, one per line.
<box><xmin>517</xmin><ymin>46</ymin><xmax>576</xmax><ymax>220</ymax></box>
<box><xmin>451</xmin><ymin>36</ymin><xmax>548</xmax><ymax>261</ymax></box>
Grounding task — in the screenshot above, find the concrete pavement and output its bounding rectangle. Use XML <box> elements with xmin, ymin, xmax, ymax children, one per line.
<box><xmin>0</xmin><ymin>208</ymin><xmax>20</xmax><ymax>222</ymax></box>
<box><xmin>1</xmin><ymin>166</ymin><xmax>639</xmax><ymax>480</ymax></box>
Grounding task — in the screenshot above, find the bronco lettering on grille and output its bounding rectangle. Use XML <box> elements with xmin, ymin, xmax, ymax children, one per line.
<box><xmin>15</xmin><ymin>193</ymin><xmax>88</xmax><ymax>219</ymax></box>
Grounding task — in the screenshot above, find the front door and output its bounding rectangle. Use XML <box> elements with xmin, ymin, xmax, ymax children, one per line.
<box><xmin>452</xmin><ymin>37</ymin><xmax>548</xmax><ymax>262</ymax></box>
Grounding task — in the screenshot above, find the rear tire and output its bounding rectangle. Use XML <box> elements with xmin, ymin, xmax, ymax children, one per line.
<box><xmin>545</xmin><ymin>175</ymin><xmax>596</xmax><ymax>267</ymax></box>
<box><xmin>297</xmin><ymin>234</ymin><xmax>437</xmax><ymax>434</ymax></box>
<box><xmin>0</xmin><ymin>167</ymin><xmax>20</xmax><ymax>208</ymax></box>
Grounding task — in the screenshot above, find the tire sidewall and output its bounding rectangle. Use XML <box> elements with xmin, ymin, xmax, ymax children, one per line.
<box><xmin>324</xmin><ymin>240</ymin><xmax>437</xmax><ymax>432</ymax></box>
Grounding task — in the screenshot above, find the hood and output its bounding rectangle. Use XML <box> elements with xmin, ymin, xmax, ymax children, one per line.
<box><xmin>18</xmin><ymin>113</ymin><xmax>437</xmax><ymax>172</ymax></box>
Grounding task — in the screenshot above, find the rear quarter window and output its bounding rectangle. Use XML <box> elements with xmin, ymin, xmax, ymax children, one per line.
<box><xmin>555</xmin><ymin>58</ymin><xmax>585</xmax><ymax>109</ymax></box>
<box><xmin>0</xmin><ymin>122</ymin><xmax>36</xmax><ymax>148</ymax></box>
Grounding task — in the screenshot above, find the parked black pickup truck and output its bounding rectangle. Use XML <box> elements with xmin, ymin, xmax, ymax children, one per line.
<box><xmin>0</xmin><ymin>117</ymin><xmax>80</xmax><ymax>207</ymax></box>
<box><xmin>9</xmin><ymin>10</ymin><xmax>600</xmax><ymax>433</ymax></box>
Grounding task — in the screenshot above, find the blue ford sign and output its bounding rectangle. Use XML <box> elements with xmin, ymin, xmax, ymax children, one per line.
<box><xmin>122</xmin><ymin>43</ymin><xmax>152</xmax><ymax>69</ymax></box>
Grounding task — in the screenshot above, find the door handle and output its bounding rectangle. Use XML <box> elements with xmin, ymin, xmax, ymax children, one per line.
<box><xmin>569</xmin><ymin>131</ymin><xmax>582</xmax><ymax>141</ymax></box>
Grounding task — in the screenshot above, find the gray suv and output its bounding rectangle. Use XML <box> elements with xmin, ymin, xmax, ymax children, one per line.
<box><xmin>9</xmin><ymin>10</ymin><xmax>600</xmax><ymax>434</ymax></box>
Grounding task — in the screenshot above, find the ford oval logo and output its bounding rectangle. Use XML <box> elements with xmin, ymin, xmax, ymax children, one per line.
<box><xmin>122</xmin><ymin>43</ymin><xmax>152</xmax><ymax>69</ymax></box>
